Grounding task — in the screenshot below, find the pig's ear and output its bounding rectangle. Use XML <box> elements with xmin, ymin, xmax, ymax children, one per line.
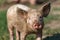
<box><xmin>17</xmin><ymin>7</ymin><xmax>28</xmax><ymax>14</ymax></box>
<box><xmin>41</xmin><ymin>2</ymin><xmax>51</xmax><ymax>17</ymax></box>
<box><xmin>17</xmin><ymin>5</ymin><xmax>30</xmax><ymax>15</ymax></box>
<box><xmin>17</xmin><ymin>7</ymin><xmax>30</xmax><ymax>18</ymax></box>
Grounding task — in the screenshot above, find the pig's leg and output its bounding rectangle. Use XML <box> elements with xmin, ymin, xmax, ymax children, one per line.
<box><xmin>20</xmin><ymin>32</ymin><xmax>27</xmax><ymax>40</ymax></box>
<box><xmin>8</xmin><ymin>24</ymin><xmax>14</xmax><ymax>40</ymax></box>
<box><xmin>16</xmin><ymin>29</ymin><xmax>20</xmax><ymax>40</ymax></box>
<box><xmin>36</xmin><ymin>30</ymin><xmax>42</xmax><ymax>40</ymax></box>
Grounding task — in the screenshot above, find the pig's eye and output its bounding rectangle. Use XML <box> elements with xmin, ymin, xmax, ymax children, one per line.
<box><xmin>39</xmin><ymin>16</ymin><xmax>42</xmax><ymax>18</ymax></box>
<box><xmin>39</xmin><ymin>16</ymin><xmax>43</xmax><ymax>21</ymax></box>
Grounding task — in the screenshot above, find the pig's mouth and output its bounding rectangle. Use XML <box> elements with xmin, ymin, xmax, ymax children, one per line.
<box><xmin>33</xmin><ymin>23</ymin><xmax>42</xmax><ymax>30</ymax></box>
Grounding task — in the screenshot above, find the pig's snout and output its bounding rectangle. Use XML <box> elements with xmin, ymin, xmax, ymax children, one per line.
<box><xmin>33</xmin><ymin>20</ymin><xmax>42</xmax><ymax>29</ymax></box>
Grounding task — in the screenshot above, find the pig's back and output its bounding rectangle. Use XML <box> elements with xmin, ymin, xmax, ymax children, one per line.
<box><xmin>7</xmin><ymin>4</ymin><xmax>27</xmax><ymax>22</ymax></box>
<box><xmin>7</xmin><ymin>4</ymin><xmax>30</xmax><ymax>21</ymax></box>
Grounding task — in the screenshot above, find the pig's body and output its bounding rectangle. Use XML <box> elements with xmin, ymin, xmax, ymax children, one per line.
<box><xmin>7</xmin><ymin>3</ymin><xmax>51</xmax><ymax>40</ymax></box>
<box><xmin>7</xmin><ymin>4</ymin><xmax>37</xmax><ymax>34</ymax></box>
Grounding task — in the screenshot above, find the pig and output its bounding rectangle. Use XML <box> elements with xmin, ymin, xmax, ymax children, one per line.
<box><xmin>7</xmin><ymin>2</ymin><xmax>51</xmax><ymax>40</ymax></box>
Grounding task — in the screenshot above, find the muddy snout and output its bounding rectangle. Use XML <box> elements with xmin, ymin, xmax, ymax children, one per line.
<box><xmin>33</xmin><ymin>21</ymin><xmax>42</xmax><ymax>29</ymax></box>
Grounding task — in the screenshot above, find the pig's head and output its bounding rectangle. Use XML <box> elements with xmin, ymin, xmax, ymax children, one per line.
<box><xmin>17</xmin><ymin>2</ymin><xmax>51</xmax><ymax>31</ymax></box>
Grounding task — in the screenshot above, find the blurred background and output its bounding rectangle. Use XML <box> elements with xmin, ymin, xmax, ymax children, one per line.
<box><xmin>0</xmin><ymin>0</ymin><xmax>60</xmax><ymax>40</ymax></box>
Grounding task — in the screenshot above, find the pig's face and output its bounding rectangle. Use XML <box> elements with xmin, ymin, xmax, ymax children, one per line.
<box><xmin>17</xmin><ymin>2</ymin><xmax>51</xmax><ymax>31</ymax></box>
<box><xmin>27</xmin><ymin>9</ymin><xmax>43</xmax><ymax>30</ymax></box>
<box><xmin>27</xmin><ymin>3</ymin><xmax>51</xmax><ymax>30</ymax></box>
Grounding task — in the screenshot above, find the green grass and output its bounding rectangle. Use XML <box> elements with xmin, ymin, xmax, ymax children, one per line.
<box><xmin>0</xmin><ymin>10</ymin><xmax>9</xmax><ymax>40</ymax></box>
<box><xmin>0</xmin><ymin>10</ymin><xmax>60</xmax><ymax>40</ymax></box>
<box><xmin>43</xmin><ymin>27</ymin><xmax>60</xmax><ymax>35</ymax></box>
<box><xmin>44</xmin><ymin>14</ymin><xmax>60</xmax><ymax>24</ymax></box>
<box><xmin>43</xmin><ymin>14</ymin><xmax>60</xmax><ymax>35</ymax></box>
<box><xmin>53</xmin><ymin>7</ymin><xmax>60</xmax><ymax>11</ymax></box>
